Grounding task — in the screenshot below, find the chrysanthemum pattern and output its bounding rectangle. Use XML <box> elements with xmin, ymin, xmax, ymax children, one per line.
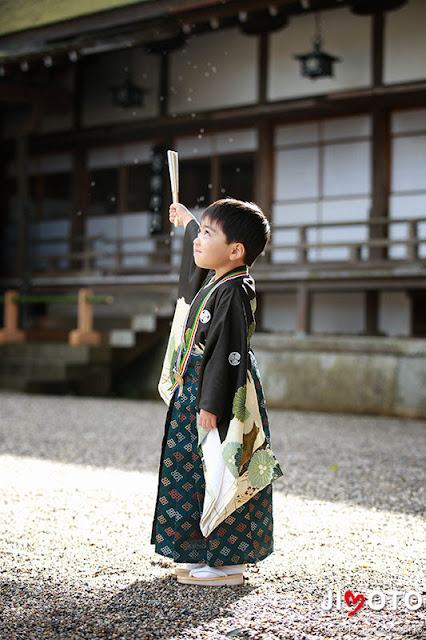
<box><xmin>222</xmin><ymin>442</ymin><xmax>243</xmax><ymax>477</ymax></box>
<box><xmin>232</xmin><ymin>385</ymin><xmax>251</xmax><ymax>423</ymax></box>
<box><xmin>248</xmin><ymin>449</ymin><xmax>276</xmax><ymax>489</ymax></box>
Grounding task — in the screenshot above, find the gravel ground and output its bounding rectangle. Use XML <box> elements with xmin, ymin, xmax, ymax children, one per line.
<box><xmin>0</xmin><ymin>390</ymin><xmax>425</xmax><ymax>640</ymax></box>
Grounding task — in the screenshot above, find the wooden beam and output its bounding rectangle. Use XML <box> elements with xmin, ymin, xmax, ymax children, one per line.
<box><xmin>168</xmin><ymin>0</ymin><xmax>339</xmax><ymax>25</ymax></box>
<box><xmin>22</xmin><ymin>79</ymin><xmax>426</xmax><ymax>155</ymax></box>
<box><xmin>0</xmin><ymin>82</ymin><xmax>70</xmax><ymax>112</ymax></box>
<box><xmin>0</xmin><ymin>0</ymin><xmax>336</xmax><ymax>52</ymax></box>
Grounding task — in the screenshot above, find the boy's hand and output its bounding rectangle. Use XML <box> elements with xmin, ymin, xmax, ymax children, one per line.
<box><xmin>169</xmin><ymin>203</ymin><xmax>197</xmax><ymax>228</ymax></box>
<box><xmin>199</xmin><ymin>409</ymin><xmax>217</xmax><ymax>431</ymax></box>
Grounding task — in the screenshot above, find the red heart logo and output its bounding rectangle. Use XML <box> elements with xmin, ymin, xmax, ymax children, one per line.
<box><xmin>344</xmin><ymin>590</ymin><xmax>365</xmax><ymax>616</ymax></box>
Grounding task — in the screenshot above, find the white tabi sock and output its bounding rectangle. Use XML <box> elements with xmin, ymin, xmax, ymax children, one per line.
<box><xmin>189</xmin><ymin>564</ymin><xmax>246</xmax><ymax>578</ymax></box>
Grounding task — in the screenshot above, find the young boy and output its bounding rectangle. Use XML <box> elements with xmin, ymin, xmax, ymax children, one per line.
<box><xmin>151</xmin><ymin>198</ymin><xmax>283</xmax><ymax>586</ymax></box>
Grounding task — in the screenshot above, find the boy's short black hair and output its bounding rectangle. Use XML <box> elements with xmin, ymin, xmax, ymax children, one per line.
<box><xmin>201</xmin><ymin>198</ymin><xmax>270</xmax><ymax>267</ymax></box>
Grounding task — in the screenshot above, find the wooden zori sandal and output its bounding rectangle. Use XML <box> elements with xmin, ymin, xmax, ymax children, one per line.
<box><xmin>177</xmin><ymin>565</ymin><xmax>245</xmax><ymax>586</ymax></box>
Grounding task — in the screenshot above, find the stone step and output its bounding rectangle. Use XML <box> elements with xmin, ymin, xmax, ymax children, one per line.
<box><xmin>0</xmin><ymin>374</ymin><xmax>75</xmax><ymax>395</ymax></box>
<box><xmin>0</xmin><ymin>358</ymin><xmax>68</xmax><ymax>381</ymax></box>
<box><xmin>0</xmin><ymin>343</ymin><xmax>111</xmax><ymax>364</ymax></box>
<box><xmin>0</xmin><ymin>374</ymin><xmax>29</xmax><ymax>392</ymax></box>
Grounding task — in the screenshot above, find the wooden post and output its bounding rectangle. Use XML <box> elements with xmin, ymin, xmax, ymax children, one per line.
<box><xmin>16</xmin><ymin>131</ymin><xmax>32</xmax><ymax>329</ymax></box>
<box><xmin>68</xmin><ymin>289</ymin><xmax>101</xmax><ymax>346</ymax></box>
<box><xmin>257</xmin><ymin>32</ymin><xmax>268</xmax><ymax>105</ymax></box>
<box><xmin>296</xmin><ymin>283</ymin><xmax>311</xmax><ymax>335</ymax></box>
<box><xmin>115</xmin><ymin>238</ymin><xmax>123</xmax><ymax>272</ymax></box>
<box><xmin>119</xmin><ymin>165</ymin><xmax>128</xmax><ymax>213</ymax></box>
<box><xmin>71</xmin><ymin>148</ymin><xmax>88</xmax><ymax>270</ymax></box>
<box><xmin>408</xmin><ymin>221</ymin><xmax>419</xmax><ymax>261</ymax></box>
<box><xmin>211</xmin><ymin>155</ymin><xmax>221</xmax><ymax>202</ymax></box>
<box><xmin>367</xmin><ymin>12</ymin><xmax>389</xmax><ymax>335</ymax></box>
<box><xmin>255</xmin><ymin>120</ymin><xmax>274</xmax><ymax>221</ymax></box>
<box><xmin>365</xmin><ymin>290</ymin><xmax>380</xmax><ymax>336</ymax></box>
<box><xmin>298</xmin><ymin>226</ymin><xmax>308</xmax><ymax>265</ymax></box>
<box><xmin>350</xmin><ymin>244</ymin><xmax>362</xmax><ymax>263</ymax></box>
<box><xmin>0</xmin><ymin>290</ymin><xmax>26</xmax><ymax>344</ymax></box>
<box><xmin>159</xmin><ymin>52</ymin><xmax>169</xmax><ymax>118</ymax></box>
<box><xmin>370</xmin><ymin>11</ymin><xmax>390</xmax><ymax>263</ymax></box>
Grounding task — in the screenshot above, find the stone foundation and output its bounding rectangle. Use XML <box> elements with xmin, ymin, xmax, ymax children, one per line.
<box><xmin>252</xmin><ymin>334</ymin><xmax>426</xmax><ymax>417</ymax></box>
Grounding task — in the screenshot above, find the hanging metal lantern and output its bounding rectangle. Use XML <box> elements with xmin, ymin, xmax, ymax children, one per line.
<box><xmin>145</xmin><ymin>35</ymin><xmax>186</xmax><ymax>55</ymax></box>
<box><xmin>294</xmin><ymin>13</ymin><xmax>341</xmax><ymax>80</ymax></box>
<box><xmin>149</xmin><ymin>145</ymin><xmax>166</xmax><ymax>235</ymax></box>
<box><xmin>111</xmin><ymin>77</ymin><xmax>147</xmax><ymax>108</ymax></box>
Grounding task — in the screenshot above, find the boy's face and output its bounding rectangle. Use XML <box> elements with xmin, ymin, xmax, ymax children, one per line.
<box><xmin>193</xmin><ymin>217</ymin><xmax>244</xmax><ymax>274</ymax></box>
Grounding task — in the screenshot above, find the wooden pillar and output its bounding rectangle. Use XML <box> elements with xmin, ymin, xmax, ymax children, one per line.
<box><xmin>255</xmin><ymin>30</ymin><xmax>273</xmax><ymax>227</ymax></box>
<box><xmin>296</xmin><ymin>283</ymin><xmax>311</xmax><ymax>335</ymax></box>
<box><xmin>0</xmin><ymin>290</ymin><xmax>25</xmax><ymax>344</ymax></box>
<box><xmin>370</xmin><ymin>10</ymin><xmax>390</xmax><ymax>263</ymax></box>
<box><xmin>365</xmin><ymin>290</ymin><xmax>380</xmax><ymax>335</ymax></box>
<box><xmin>211</xmin><ymin>155</ymin><xmax>221</xmax><ymax>202</ymax></box>
<box><xmin>371</xmin><ymin>107</ymin><xmax>390</xmax><ymax>262</ymax></box>
<box><xmin>16</xmin><ymin>132</ymin><xmax>32</xmax><ymax>328</ymax></box>
<box><xmin>118</xmin><ymin>165</ymin><xmax>128</xmax><ymax>213</ymax></box>
<box><xmin>0</xmin><ymin>155</ymin><xmax>6</xmax><ymax>277</ymax></box>
<box><xmin>257</xmin><ymin>32</ymin><xmax>268</xmax><ymax>105</ymax></box>
<box><xmin>69</xmin><ymin>289</ymin><xmax>101</xmax><ymax>346</ymax></box>
<box><xmin>16</xmin><ymin>133</ymin><xmax>29</xmax><ymax>280</ymax></box>
<box><xmin>159</xmin><ymin>53</ymin><xmax>169</xmax><ymax>118</ymax></box>
<box><xmin>255</xmin><ymin>119</ymin><xmax>274</xmax><ymax>220</ymax></box>
<box><xmin>71</xmin><ymin>148</ymin><xmax>88</xmax><ymax>270</ymax></box>
<box><xmin>368</xmin><ymin>11</ymin><xmax>390</xmax><ymax>334</ymax></box>
<box><xmin>70</xmin><ymin>57</ymin><xmax>88</xmax><ymax>271</ymax></box>
<box><xmin>72</xmin><ymin>58</ymin><xmax>84</xmax><ymax>131</ymax></box>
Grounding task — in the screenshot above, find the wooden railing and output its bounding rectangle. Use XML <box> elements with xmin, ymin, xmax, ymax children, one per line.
<box><xmin>0</xmin><ymin>289</ymin><xmax>113</xmax><ymax>345</ymax></box>
<box><xmin>3</xmin><ymin>216</ymin><xmax>426</xmax><ymax>278</ymax></box>
<box><xmin>27</xmin><ymin>233</ymin><xmax>174</xmax><ymax>274</ymax></box>
<box><xmin>264</xmin><ymin>216</ymin><xmax>426</xmax><ymax>266</ymax></box>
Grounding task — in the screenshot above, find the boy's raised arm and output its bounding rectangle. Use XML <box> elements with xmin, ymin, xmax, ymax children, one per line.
<box><xmin>170</xmin><ymin>203</ymin><xmax>209</xmax><ymax>303</ymax></box>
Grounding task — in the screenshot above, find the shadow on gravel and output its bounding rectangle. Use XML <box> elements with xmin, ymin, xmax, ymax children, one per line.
<box><xmin>2</xmin><ymin>571</ymin><xmax>425</xmax><ymax>640</ymax></box>
<box><xmin>0</xmin><ymin>574</ymin><xmax>255</xmax><ymax>640</ymax></box>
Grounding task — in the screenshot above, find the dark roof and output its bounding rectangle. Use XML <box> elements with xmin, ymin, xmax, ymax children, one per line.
<box><xmin>0</xmin><ymin>0</ymin><xmax>150</xmax><ymax>37</ymax></box>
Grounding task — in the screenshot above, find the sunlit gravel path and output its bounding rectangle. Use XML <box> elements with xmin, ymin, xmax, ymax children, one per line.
<box><xmin>0</xmin><ymin>390</ymin><xmax>425</xmax><ymax>640</ymax></box>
